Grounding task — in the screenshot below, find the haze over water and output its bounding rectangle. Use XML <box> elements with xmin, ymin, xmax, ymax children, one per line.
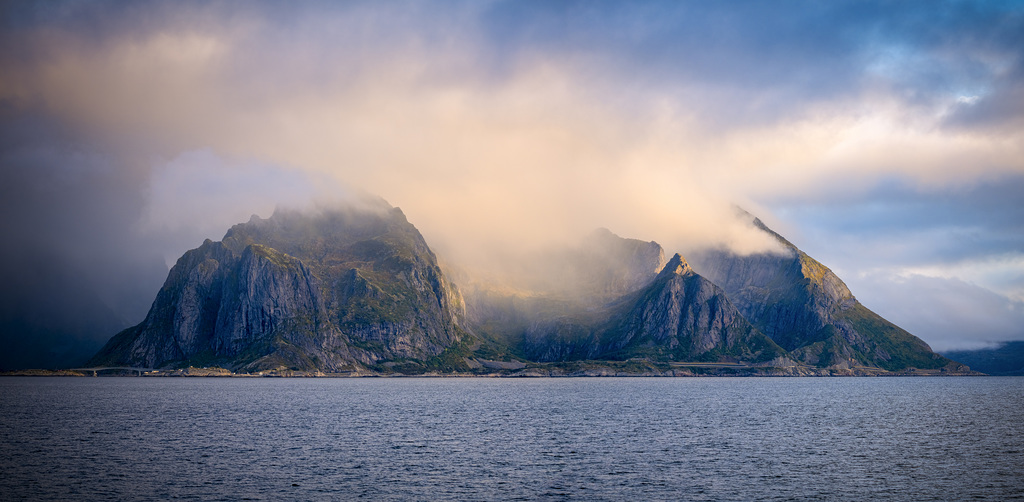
<box><xmin>2</xmin><ymin>377</ymin><xmax>1021</xmax><ymax>501</ymax></box>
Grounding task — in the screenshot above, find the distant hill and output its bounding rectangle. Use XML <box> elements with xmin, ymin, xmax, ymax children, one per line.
<box><xmin>941</xmin><ymin>342</ymin><xmax>1024</xmax><ymax>376</ymax></box>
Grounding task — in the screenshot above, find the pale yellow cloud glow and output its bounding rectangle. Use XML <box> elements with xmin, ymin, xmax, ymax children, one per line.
<box><xmin>3</xmin><ymin>19</ymin><xmax>1022</xmax><ymax>276</ymax></box>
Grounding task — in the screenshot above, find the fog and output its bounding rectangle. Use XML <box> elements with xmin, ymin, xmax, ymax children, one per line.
<box><xmin>1</xmin><ymin>1</ymin><xmax>1022</xmax><ymax>367</ymax></box>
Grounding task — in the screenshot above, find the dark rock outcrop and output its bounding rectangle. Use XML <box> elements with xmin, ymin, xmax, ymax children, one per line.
<box><xmin>602</xmin><ymin>254</ymin><xmax>788</xmax><ymax>363</ymax></box>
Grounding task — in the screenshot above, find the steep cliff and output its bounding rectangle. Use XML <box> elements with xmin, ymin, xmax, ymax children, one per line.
<box><xmin>691</xmin><ymin>217</ymin><xmax>960</xmax><ymax>371</ymax></box>
<box><xmin>601</xmin><ymin>254</ymin><xmax>788</xmax><ymax>363</ymax></box>
<box><xmin>88</xmin><ymin>203</ymin><xmax>963</xmax><ymax>375</ymax></box>
<box><xmin>518</xmin><ymin>254</ymin><xmax>788</xmax><ymax>364</ymax></box>
<box><xmin>89</xmin><ymin>203</ymin><xmax>468</xmax><ymax>371</ymax></box>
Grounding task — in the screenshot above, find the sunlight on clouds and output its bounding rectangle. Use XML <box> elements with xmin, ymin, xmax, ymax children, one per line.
<box><xmin>692</xmin><ymin>102</ymin><xmax>1024</xmax><ymax>201</ymax></box>
<box><xmin>3</xmin><ymin>9</ymin><xmax>1021</xmax><ymax>276</ymax></box>
<box><xmin>892</xmin><ymin>252</ymin><xmax>1024</xmax><ymax>303</ymax></box>
<box><xmin>821</xmin><ymin>113</ymin><xmax>1023</xmax><ymax>186</ymax></box>
<box><xmin>848</xmin><ymin>270</ymin><xmax>1024</xmax><ymax>351</ymax></box>
<box><xmin>22</xmin><ymin>31</ymin><xmax>230</xmax><ymax>141</ymax></box>
<box><xmin>140</xmin><ymin>150</ymin><xmax>343</xmax><ymax>265</ymax></box>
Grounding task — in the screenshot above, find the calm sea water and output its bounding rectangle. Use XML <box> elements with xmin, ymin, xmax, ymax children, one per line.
<box><xmin>1</xmin><ymin>377</ymin><xmax>1022</xmax><ymax>501</ymax></box>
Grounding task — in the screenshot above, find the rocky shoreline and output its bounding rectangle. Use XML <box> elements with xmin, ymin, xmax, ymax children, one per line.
<box><xmin>2</xmin><ymin>362</ymin><xmax>983</xmax><ymax>378</ymax></box>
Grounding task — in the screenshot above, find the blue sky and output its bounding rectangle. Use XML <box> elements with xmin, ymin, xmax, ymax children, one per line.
<box><xmin>1</xmin><ymin>0</ymin><xmax>1022</xmax><ymax>364</ymax></box>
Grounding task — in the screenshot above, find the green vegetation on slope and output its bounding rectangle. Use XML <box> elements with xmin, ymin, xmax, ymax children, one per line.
<box><xmin>835</xmin><ymin>303</ymin><xmax>951</xmax><ymax>371</ymax></box>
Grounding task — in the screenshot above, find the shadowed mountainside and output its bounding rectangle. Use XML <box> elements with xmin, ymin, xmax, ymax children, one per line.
<box><xmin>690</xmin><ymin>215</ymin><xmax>964</xmax><ymax>372</ymax></box>
<box><xmin>89</xmin><ymin>203</ymin><xmax>968</xmax><ymax>375</ymax></box>
<box><xmin>942</xmin><ymin>342</ymin><xmax>1024</xmax><ymax>376</ymax></box>
<box><xmin>89</xmin><ymin>202</ymin><xmax>469</xmax><ymax>372</ymax></box>
<box><xmin>511</xmin><ymin>253</ymin><xmax>789</xmax><ymax>366</ymax></box>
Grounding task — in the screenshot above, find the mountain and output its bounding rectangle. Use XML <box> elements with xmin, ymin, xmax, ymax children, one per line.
<box><xmin>461</xmin><ymin>228</ymin><xmax>668</xmax><ymax>353</ymax></box>
<box><xmin>87</xmin><ymin>203</ymin><xmax>967</xmax><ymax>376</ymax></box>
<box><xmin>89</xmin><ymin>202</ymin><xmax>469</xmax><ymax>372</ymax></box>
<box><xmin>517</xmin><ymin>253</ymin><xmax>788</xmax><ymax>364</ymax></box>
<box><xmin>602</xmin><ymin>254</ymin><xmax>789</xmax><ymax>364</ymax></box>
<box><xmin>465</xmin><ymin>232</ymin><xmax>789</xmax><ymax>367</ymax></box>
<box><xmin>941</xmin><ymin>342</ymin><xmax>1024</xmax><ymax>376</ymax></box>
<box><xmin>690</xmin><ymin>215</ymin><xmax>965</xmax><ymax>372</ymax></box>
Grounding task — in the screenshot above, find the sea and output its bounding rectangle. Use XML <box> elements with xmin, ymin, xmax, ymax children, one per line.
<box><xmin>1</xmin><ymin>376</ymin><xmax>1022</xmax><ymax>501</ymax></box>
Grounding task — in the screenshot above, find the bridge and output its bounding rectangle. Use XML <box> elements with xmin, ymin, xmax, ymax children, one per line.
<box><xmin>69</xmin><ymin>367</ymin><xmax>155</xmax><ymax>376</ymax></box>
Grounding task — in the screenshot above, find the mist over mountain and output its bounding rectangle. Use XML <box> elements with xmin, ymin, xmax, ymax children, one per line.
<box><xmin>511</xmin><ymin>253</ymin><xmax>789</xmax><ymax>365</ymax></box>
<box><xmin>87</xmin><ymin>201</ymin><xmax>968</xmax><ymax>376</ymax></box>
<box><xmin>690</xmin><ymin>214</ymin><xmax>957</xmax><ymax>372</ymax></box>
<box><xmin>90</xmin><ymin>200</ymin><xmax>468</xmax><ymax>373</ymax></box>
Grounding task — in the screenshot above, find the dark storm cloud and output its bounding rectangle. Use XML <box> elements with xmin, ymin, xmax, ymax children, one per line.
<box><xmin>483</xmin><ymin>1</ymin><xmax>868</xmax><ymax>85</ymax></box>
<box><xmin>0</xmin><ymin>106</ymin><xmax>167</xmax><ymax>369</ymax></box>
<box><xmin>932</xmin><ymin>4</ymin><xmax>1024</xmax><ymax>131</ymax></box>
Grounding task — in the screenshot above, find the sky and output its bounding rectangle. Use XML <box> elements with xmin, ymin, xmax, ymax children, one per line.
<box><xmin>1</xmin><ymin>0</ymin><xmax>1023</xmax><ymax>367</ymax></box>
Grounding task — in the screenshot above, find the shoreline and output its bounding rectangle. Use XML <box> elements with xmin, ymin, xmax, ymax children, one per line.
<box><xmin>1</xmin><ymin>365</ymin><xmax>985</xmax><ymax>378</ymax></box>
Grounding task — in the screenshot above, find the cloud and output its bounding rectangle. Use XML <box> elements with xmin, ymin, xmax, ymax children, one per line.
<box><xmin>893</xmin><ymin>254</ymin><xmax>1024</xmax><ymax>303</ymax></box>
<box><xmin>1</xmin><ymin>1</ymin><xmax>1023</xmax><ymax>366</ymax></box>
<box><xmin>764</xmin><ymin>174</ymin><xmax>1024</xmax><ymax>350</ymax></box>
<box><xmin>764</xmin><ymin>174</ymin><xmax>1024</xmax><ymax>270</ymax></box>
<box><xmin>0</xmin><ymin>107</ymin><xmax>168</xmax><ymax>369</ymax></box>
<box><xmin>2</xmin><ymin>3</ymin><xmax>798</xmax><ymax>264</ymax></box>
<box><xmin>140</xmin><ymin>150</ymin><xmax>349</xmax><ymax>265</ymax></box>
<box><xmin>850</xmin><ymin>272</ymin><xmax>1024</xmax><ymax>352</ymax></box>
<box><xmin>7</xmin><ymin>2</ymin><xmax>1021</xmax><ymax>248</ymax></box>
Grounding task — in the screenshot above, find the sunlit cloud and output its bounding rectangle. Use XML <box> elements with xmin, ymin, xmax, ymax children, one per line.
<box><xmin>850</xmin><ymin>271</ymin><xmax>1024</xmax><ymax>352</ymax></box>
<box><xmin>1</xmin><ymin>1</ymin><xmax>1023</xmax><ymax>362</ymax></box>
<box><xmin>9</xmin><ymin>12</ymin><xmax>1021</xmax><ymax>258</ymax></box>
<box><xmin>888</xmin><ymin>253</ymin><xmax>1024</xmax><ymax>303</ymax></box>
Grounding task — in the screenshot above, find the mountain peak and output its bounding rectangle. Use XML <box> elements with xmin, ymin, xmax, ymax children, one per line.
<box><xmin>89</xmin><ymin>204</ymin><xmax>467</xmax><ymax>372</ymax></box>
<box><xmin>691</xmin><ymin>215</ymin><xmax>957</xmax><ymax>372</ymax></box>
<box><xmin>658</xmin><ymin>253</ymin><xmax>694</xmax><ymax>278</ymax></box>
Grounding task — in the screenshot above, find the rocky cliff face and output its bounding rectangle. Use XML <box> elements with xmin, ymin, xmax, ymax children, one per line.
<box><xmin>603</xmin><ymin>254</ymin><xmax>787</xmax><ymax>363</ymax></box>
<box><xmin>518</xmin><ymin>254</ymin><xmax>789</xmax><ymax>364</ymax></box>
<box><xmin>88</xmin><ymin>203</ymin><xmax>960</xmax><ymax>375</ymax></box>
<box><xmin>89</xmin><ymin>203</ymin><xmax>467</xmax><ymax>371</ymax></box>
<box><xmin>691</xmin><ymin>217</ymin><xmax>959</xmax><ymax>371</ymax></box>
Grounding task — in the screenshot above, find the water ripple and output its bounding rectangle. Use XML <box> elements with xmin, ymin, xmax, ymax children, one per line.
<box><xmin>1</xmin><ymin>377</ymin><xmax>1022</xmax><ymax>501</ymax></box>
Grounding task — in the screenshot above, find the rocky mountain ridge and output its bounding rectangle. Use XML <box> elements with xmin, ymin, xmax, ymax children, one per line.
<box><xmin>89</xmin><ymin>202</ymin><xmax>971</xmax><ymax>375</ymax></box>
<box><xmin>90</xmin><ymin>203</ymin><xmax>468</xmax><ymax>372</ymax></box>
<box><xmin>691</xmin><ymin>216</ymin><xmax>957</xmax><ymax>372</ymax></box>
